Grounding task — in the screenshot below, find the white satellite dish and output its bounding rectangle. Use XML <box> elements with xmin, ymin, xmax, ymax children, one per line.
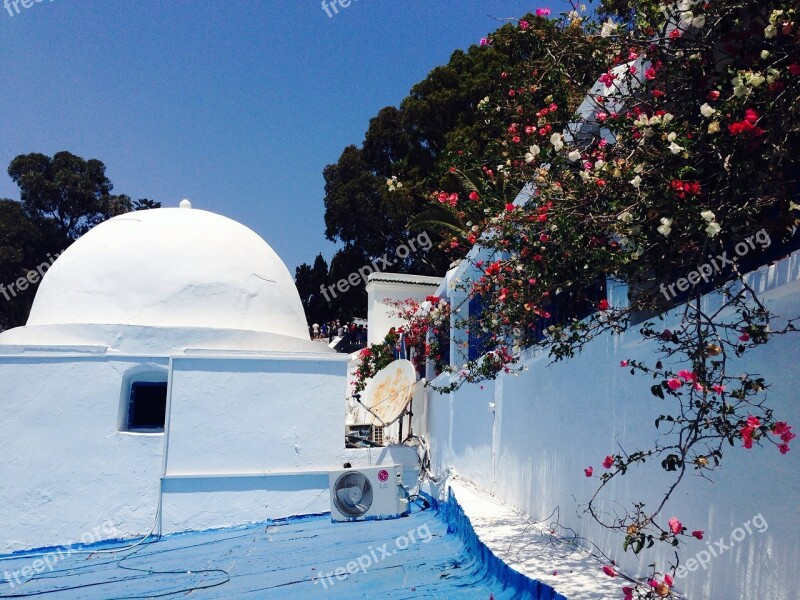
<box><xmin>360</xmin><ymin>359</ymin><xmax>417</xmax><ymax>426</ymax></box>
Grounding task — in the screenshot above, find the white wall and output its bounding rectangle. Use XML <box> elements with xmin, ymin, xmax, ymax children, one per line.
<box><xmin>0</xmin><ymin>356</ymin><xmax>165</xmax><ymax>552</ymax></box>
<box><xmin>427</xmin><ymin>253</ymin><xmax>800</xmax><ymax>600</ymax></box>
<box><xmin>366</xmin><ymin>277</ymin><xmax>441</xmax><ymax>346</ymax></box>
<box><xmin>0</xmin><ymin>351</ymin><xmax>424</xmax><ymax>551</ymax></box>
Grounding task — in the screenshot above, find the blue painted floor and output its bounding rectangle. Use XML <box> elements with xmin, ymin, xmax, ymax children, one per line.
<box><xmin>0</xmin><ymin>509</ymin><xmax>525</xmax><ymax>599</ymax></box>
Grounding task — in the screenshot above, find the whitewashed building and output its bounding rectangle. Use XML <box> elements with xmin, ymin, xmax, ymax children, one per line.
<box><xmin>0</xmin><ymin>203</ymin><xmax>415</xmax><ymax>553</ymax></box>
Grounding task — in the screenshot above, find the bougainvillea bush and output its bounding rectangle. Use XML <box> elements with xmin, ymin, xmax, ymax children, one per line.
<box><xmin>383</xmin><ymin>0</ymin><xmax>799</xmax><ymax>597</ymax></box>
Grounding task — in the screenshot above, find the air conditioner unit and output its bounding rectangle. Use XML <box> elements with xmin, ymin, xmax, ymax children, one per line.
<box><xmin>329</xmin><ymin>465</ymin><xmax>409</xmax><ymax>522</ymax></box>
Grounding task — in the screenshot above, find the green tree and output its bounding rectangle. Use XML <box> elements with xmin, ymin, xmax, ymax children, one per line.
<box><xmin>0</xmin><ymin>152</ymin><xmax>161</xmax><ymax>330</ymax></box>
<box><xmin>294</xmin><ymin>253</ymin><xmax>331</xmax><ymax>326</ymax></box>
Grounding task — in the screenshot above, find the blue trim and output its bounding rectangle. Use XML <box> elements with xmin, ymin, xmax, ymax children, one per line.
<box><xmin>425</xmin><ymin>490</ymin><xmax>569</xmax><ymax>600</ymax></box>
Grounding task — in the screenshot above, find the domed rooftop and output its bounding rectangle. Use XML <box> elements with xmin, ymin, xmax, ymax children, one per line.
<box><xmin>22</xmin><ymin>204</ymin><xmax>311</xmax><ymax>344</ymax></box>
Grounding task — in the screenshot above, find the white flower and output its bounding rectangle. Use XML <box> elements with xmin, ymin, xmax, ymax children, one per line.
<box><xmin>700</xmin><ymin>103</ymin><xmax>716</xmax><ymax>118</ymax></box>
<box><xmin>634</xmin><ymin>164</ymin><xmax>644</xmax><ymax>174</ymax></box>
<box><xmin>705</xmin><ymin>222</ymin><xmax>722</xmax><ymax>237</ymax></box>
<box><xmin>692</xmin><ymin>14</ymin><xmax>705</xmax><ymax>28</ymax></box>
<box><xmin>708</xmin><ymin>120</ymin><xmax>720</xmax><ymax>134</ymax></box>
<box><xmin>525</xmin><ymin>145</ymin><xmax>541</xmax><ymax>163</ymax></box>
<box><xmin>600</xmin><ymin>19</ymin><xmax>618</xmax><ymax>37</ymax></box>
<box><xmin>550</xmin><ymin>133</ymin><xmax>564</xmax><ymax>151</ymax></box>
<box><xmin>657</xmin><ymin>218</ymin><xmax>673</xmax><ymax>237</ymax></box>
<box><xmin>567</xmin><ymin>150</ymin><xmax>582</xmax><ymax>162</ymax></box>
<box><xmin>579</xmin><ymin>170</ymin><xmax>591</xmax><ymax>182</ymax></box>
<box><xmin>618</xmin><ymin>211</ymin><xmax>634</xmax><ymax>223</ymax></box>
<box><xmin>761</xmin><ymin>50</ymin><xmax>771</xmax><ymax>60</ymax></box>
<box><xmin>764</xmin><ymin>24</ymin><xmax>777</xmax><ymax>38</ymax></box>
<box><xmin>667</xmin><ymin>131</ymin><xmax>678</xmax><ymax>142</ymax></box>
<box><xmin>630</xmin><ymin>175</ymin><xmax>642</xmax><ymax>189</ymax></box>
<box><xmin>668</xmin><ymin>141</ymin><xmax>684</xmax><ymax>154</ymax></box>
<box><xmin>662</xmin><ymin>113</ymin><xmax>674</xmax><ymax>124</ymax></box>
<box><xmin>700</xmin><ymin>210</ymin><xmax>715</xmax><ymax>222</ymax></box>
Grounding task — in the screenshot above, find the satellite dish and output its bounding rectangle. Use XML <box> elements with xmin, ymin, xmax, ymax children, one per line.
<box><xmin>360</xmin><ymin>359</ymin><xmax>416</xmax><ymax>426</ymax></box>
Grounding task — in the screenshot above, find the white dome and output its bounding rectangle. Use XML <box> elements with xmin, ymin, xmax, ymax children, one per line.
<box><xmin>25</xmin><ymin>207</ymin><xmax>310</xmax><ymax>341</ymax></box>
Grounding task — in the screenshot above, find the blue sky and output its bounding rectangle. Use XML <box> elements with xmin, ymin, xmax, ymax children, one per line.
<box><xmin>0</xmin><ymin>0</ymin><xmax>571</xmax><ymax>273</ymax></box>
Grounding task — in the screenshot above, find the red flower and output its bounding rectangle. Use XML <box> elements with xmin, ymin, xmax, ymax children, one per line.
<box><xmin>665</xmin><ymin>574</ymin><xmax>674</xmax><ymax>586</ymax></box>
<box><xmin>603</xmin><ymin>455</ymin><xmax>614</xmax><ymax>469</ymax></box>
<box><xmin>707</xmin><ymin>90</ymin><xmax>720</xmax><ymax>101</ymax></box>
<box><xmin>779</xmin><ymin>444</ymin><xmax>790</xmax><ymax>455</ymax></box>
<box><xmin>469</xmin><ymin>191</ymin><xmax>480</xmax><ymax>201</ymax></box>
<box><xmin>584</xmin><ymin>466</ymin><xmax>594</xmax><ymax>477</ymax></box>
<box><xmin>692</xmin><ymin>530</ymin><xmax>704</xmax><ymax>540</ymax></box>
<box><xmin>645</xmin><ymin>67</ymin><xmax>657</xmax><ymax>80</ymax></box>
<box><xmin>743</xmin><ymin>109</ymin><xmax>759</xmax><ymax>124</ymax></box>
<box><xmin>505</xmin><ymin>203</ymin><xmax>515</xmax><ymax>212</ymax></box>
<box><xmin>597</xmin><ymin>299</ymin><xmax>610</xmax><ymax>311</ymax></box>
<box><xmin>788</xmin><ymin>63</ymin><xmax>800</xmax><ymax>76</ymax></box>
<box><xmin>620</xmin><ymin>360</ymin><xmax>629</xmax><ymax>367</ymax></box>
<box><xmin>623</xmin><ymin>587</ymin><xmax>634</xmax><ymax>600</ymax></box>
<box><xmin>739</xmin><ymin>332</ymin><xmax>750</xmax><ymax>341</ymax></box>
<box><xmin>602</xmin><ymin>565</ymin><xmax>618</xmax><ymax>577</ymax></box>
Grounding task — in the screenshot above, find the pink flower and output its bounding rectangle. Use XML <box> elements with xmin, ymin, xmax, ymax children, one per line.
<box><xmin>620</xmin><ymin>360</ymin><xmax>629</xmax><ymax>367</ymax></box>
<box><xmin>584</xmin><ymin>466</ymin><xmax>594</xmax><ymax>477</ymax></box>
<box><xmin>746</xmin><ymin>416</ymin><xmax>761</xmax><ymax>429</ymax></box>
<box><xmin>665</xmin><ymin>574</ymin><xmax>674</xmax><ymax>586</ymax></box>
<box><xmin>623</xmin><ymin>587</ymin><xmax>634</xmax><ymax>600</ymax></box>
<box><xmin>469</xmin><ymin>191</ymin><xmax>480</xmax><ymax>201</ymax></box>
<box><xmin>603</xmin><ymin>455</ymin><xmax>614</xmax><ymax>469</ymax></box>
<box><xmin>645</xmin><ymin>67</ymin><xmax>657</xmax><ymax>80</ymax></box>
<box><xmin>599</xmin><ymin>71</ymin><xmax>617</xmax><ymax>88</ymax></box>
<box><xmin>712</xmin><ymin>384</ymin><xmax>725</xmax><ymax>394</ymax></box>
<box><xmin>480</xmin><ymin>38</ymin><xmax>490</xmax><ymax>47</ymax></box>
<box><xmin>519</xmin><ymin>20</ymin><xmax>530</xmax><ymax>30</ymax></box>
<box><xmin>668</xmin><ymin>517</ymin><xmax>682</xmax><ymax>534</ymax></box>
<box><xmin>535</xmin><ymin>7</ymin><xmax>551</xmax><ymax>17</ymax></box>
<box><xmin>773</xmin><ymin>422</ymin><xmax>791</xmax><ymax>435</ymax></box>
<box><xmin>678</xmin><ymin>370</ymin><xmax>697</xmax><ymax>382</ymax></box>
<box><xmin>667</xmin><ymin>378</ymin><xmax>682</xmax><ymax>390</ymax></box>
<box><xmin>692</xmin><ymin>530</ymin><xmax>704</xmax><ymax>540</ymax></box>
<box><xmin>779</xmin><ymin>444</ymin><xmax>790</xmax><ymax>455</ymax></box>
<box><xmin>602</xmin><ymin>565</ymin><xmax>617</xmax><ymax>577</ymax></box>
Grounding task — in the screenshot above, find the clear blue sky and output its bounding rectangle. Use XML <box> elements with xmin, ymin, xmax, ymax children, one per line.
<box><xmin>0</xmin><ymin>0</ymin><xmax>570</xmax><ymax>273</ymax></box>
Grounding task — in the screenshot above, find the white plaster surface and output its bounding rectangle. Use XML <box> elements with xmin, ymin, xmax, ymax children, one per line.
<box><xmin>448</xmin><ymin>479</ymin><xmax>625</xmax><ymax>600</ymax></box>
<box><xmin>23</xmin><ymin>207</ymin><xmax>309</xmax><ymax>340</ymax></box>
<box><xmin>427</xmin><ymin>252</ymin><xmax>800</xmax><ymax>600</ymax></box>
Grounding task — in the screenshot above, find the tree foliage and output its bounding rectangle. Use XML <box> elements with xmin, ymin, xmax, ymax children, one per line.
<box><xmin>0</xmin><ymin>151</ymin><xmax>160</xmax><ymax>330</ymax></box>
